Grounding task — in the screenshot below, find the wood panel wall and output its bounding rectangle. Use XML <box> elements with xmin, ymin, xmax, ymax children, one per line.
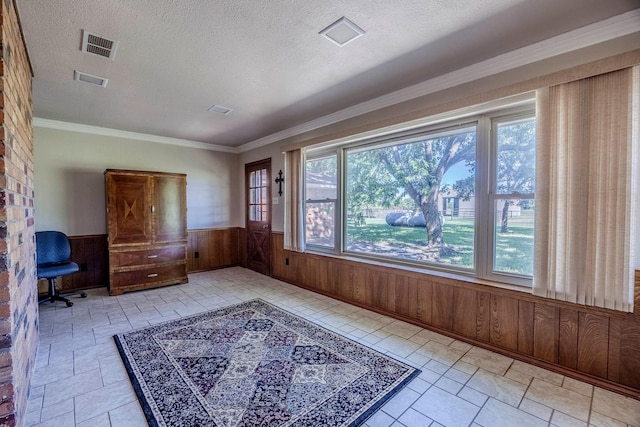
<box><xmin>40</xmin><ymin>234</ymin><xmax>109</xmax><ymax>294</ymax></box>
<box><xmin>269</xmin><ymin>232</ymin><xmax>640</xmax><ymax>398</ymax></box>
<box><xmin>40</xmin><ymin>228</ymin><xmax>243</xmax><ymax>294</ymax></box>
<box><xmin>187</xmin><ymin>228</ymin><xmax>242</xmax><ymax>272</ymax></box>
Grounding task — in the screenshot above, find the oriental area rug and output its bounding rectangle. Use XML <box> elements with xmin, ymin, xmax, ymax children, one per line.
<box><xmin>114</xmin><ymin>299</ymin><xmax>420</xmax><ymax>427</ymax></box>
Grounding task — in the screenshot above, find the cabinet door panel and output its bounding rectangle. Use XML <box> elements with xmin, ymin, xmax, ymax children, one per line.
<box><xmin>107</xmin><ymin>174</ymin><xmax>152</xmax><ymax>245</ymax></box>
<box><xmin>154</xmin><ymin>175</ymin><xmax>187</xmax><ymax>242</ymax></box>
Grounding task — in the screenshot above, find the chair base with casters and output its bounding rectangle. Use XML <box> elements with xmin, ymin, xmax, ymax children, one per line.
<box><xmin>36</xmin><ymin>231</ymin><xmax>88</xmax><ymax>308</ymax></box>
<box><xmin>38</xmin><ymin>268</ymin><xmax>87</xmax><ymax>307</ymax></box>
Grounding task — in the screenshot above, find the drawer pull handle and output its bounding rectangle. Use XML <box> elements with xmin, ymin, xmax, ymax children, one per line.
<box><xmin>147</xmin><ymin>255</ymin><xmax>159</xmax><ymax>259</ymax></box>
<box><xmin>147</xmin><ymin>273</ymin><xmax>159</xmax><ymax>278</ymax></box>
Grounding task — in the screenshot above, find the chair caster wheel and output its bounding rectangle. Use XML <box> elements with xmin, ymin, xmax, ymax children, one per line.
<box><xmin>66</xmin><ymin>301</ymin><xmax>73</xmax><ymax>307</ymax></box>
<box><xmin>80</xmin><ymin>292</ymin><xmax>87</xmax><ymax>298</ymax></box>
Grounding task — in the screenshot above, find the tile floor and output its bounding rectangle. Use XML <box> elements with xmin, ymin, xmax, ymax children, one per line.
<box><xmin>26</xmin><ymin>267</ymin><xmax>640</xmax><ymax>427</ymax></box>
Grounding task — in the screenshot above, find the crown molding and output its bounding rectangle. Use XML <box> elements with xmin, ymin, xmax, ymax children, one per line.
<box><xmin>33</xmin><ymin>118</ymin><xmax>239</xmax><ymax>153</ymax></box>
<box><xmin>237</xmin><ymin>8</ymin><xmax>640</xmax><ymax>153</ymax></box>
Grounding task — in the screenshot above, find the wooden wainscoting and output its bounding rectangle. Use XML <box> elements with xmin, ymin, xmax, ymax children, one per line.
<box><xmin>270</xmin><ymin>232</ymin><xmax>640</xmax><ymax>398</ymax></box>
<box><xmin>39</xmin><ymin>228</ymin><xmax>244</xmax><ymax>296</ymax></box>
<box><xmin>40</xmin><ymin>234</ymin><xmax>109</xmax><ymax>294</ymax></box>
<box><xmin>187</xmin><ymin>228</ymin><xmax>242</xmax><ymax>272</ymax></box>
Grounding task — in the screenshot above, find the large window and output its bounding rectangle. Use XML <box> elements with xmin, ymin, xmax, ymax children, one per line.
<box><xmin>304</xmin><ymin>108</ymin><xmax>535</xmax><ymax>285</ymax></box>
<box><xmin>345</xmin><ymin>126</ymin><xmax>477</xmax><ymax>269</ymax></box>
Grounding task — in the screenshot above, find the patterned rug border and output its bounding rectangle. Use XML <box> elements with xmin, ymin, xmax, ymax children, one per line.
<box><xmin>114</xmin><ymin>299</ymin><xmax>421</xmax><ymax>427</ymax></box>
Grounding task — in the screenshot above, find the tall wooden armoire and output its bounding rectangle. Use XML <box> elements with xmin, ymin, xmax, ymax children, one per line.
<box><xmin>105</xmin><ymin>169</ymin><xmax>188</xmax><ymax>296</ymax></box>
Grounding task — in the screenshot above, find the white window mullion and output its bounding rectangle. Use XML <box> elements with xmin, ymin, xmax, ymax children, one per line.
<box><xmin>475</xmin><ymin>117</ymin><xmax>491</xmax><ymax>279</ymax></box>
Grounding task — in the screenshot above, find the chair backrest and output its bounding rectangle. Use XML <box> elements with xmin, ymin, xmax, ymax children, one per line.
<box><xmin>35</xmin><ymin>231</ymin><xmax>72</xmax><ymax>265</ymax></box>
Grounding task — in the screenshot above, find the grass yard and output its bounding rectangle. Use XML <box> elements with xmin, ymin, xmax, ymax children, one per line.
<box><xmin>346</xmin><ymin>213</ymin><xmax>534</xmax><ymax>275</ymax></box>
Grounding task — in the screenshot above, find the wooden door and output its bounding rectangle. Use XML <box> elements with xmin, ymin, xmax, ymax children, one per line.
<box><xmin>107</xmin><ymin>173</ymin><xmax>152</xmax><ymax>245</ymax></box>
<box><xmin>245</xmin><ymin>159</ymin><xmax>271</xmax><ymax>275</ymax></box>
<box><xmin>153</xmin><ymin>174</ymin><xmax>187</xmax><ymax>243</ymax></box>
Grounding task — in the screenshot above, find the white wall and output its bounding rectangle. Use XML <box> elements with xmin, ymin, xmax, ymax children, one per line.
<box><xmin>34</xmin><ymin>127</ymin><xmax>240</xmax><ymax>235</ymax></box>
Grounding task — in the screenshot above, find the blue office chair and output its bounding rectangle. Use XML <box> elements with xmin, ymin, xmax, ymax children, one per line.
<box><xmin>36</xmin><ymin>231</ymin><xmax>86</xmax><ymax>307</ymax></box>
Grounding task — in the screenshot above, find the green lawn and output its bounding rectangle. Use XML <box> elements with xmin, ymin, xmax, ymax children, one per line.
<box><xmin>346</xmin><ymin>214</ymin><xmax>533</xmax><ymax>275</ymax></box>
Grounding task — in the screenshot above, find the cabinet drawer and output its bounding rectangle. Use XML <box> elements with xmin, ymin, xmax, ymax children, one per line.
<box><xmin>111</xmin><ymin>263</ymin><xmax>186</xmax><ymax>289</ymax></box>
<box><xmin>110</xmin><ymin>245</ymin><xmax>186</xmax><ymax>268</ymax></box>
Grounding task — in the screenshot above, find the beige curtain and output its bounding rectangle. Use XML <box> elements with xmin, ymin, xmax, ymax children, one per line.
<box><xmin>283</xmin><ymin>149</ymin><xmax>306</xmax><ymax>252</ymax></box>
<box><xmin>534</xmin><ymin>67</ymin><xmax>638</xmax><ymax>312</ymax></box>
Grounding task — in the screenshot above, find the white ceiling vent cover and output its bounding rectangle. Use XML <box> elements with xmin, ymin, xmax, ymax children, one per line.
<box><xmin>74</xmin><ymin>70</ymin><xmax>108</xmax><ymax>87</ymax></box>
<box><xmin>208</xmin><ymin>105</ymin><xmax>232</xmax><ymax>115</ymax></box>
<box><xmin>81</xmin><ymin>30</ymin><xmax>118</xmax><ymax>59</ymax></box>
<box><xmin>320</xmin><ymin>17</ymin><xmax>365</xmax><ymax>47</ymax></box>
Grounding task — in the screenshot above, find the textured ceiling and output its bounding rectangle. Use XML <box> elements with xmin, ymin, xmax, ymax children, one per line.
<box><xmin>16</xmin><ymin>0</ymin><xmax>640</xmax><ymax>147</ymax></box>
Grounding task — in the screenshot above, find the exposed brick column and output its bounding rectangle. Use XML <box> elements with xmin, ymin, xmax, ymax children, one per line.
<box><xmin>0</xmin><ymin>0</ymin><xmax>36</xmax><ymax>426</ymax></box>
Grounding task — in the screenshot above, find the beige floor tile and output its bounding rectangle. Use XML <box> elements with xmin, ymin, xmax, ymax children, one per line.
<box><xmin>44</xmin><ymin>398</ymin><xmax>75</xmax><ymax>422</ymax></box>
<box><xmin>525</xmin><ymin>378</ymin><xmax>591</xmax><ymax>422</ymax></box>
<box><xmin>449</xmin><ymin>340</ymin><xmax>473</xmax><ymax>353</ymax></box>
<box><xmin>42</xmin><ymin>369</ymin><xmax>103</xmax><ymax>408</ymax></box>
<box><xmin>397</xmin><ymin>408</ymin><xmax>434</xmax><ymax>427</ymax></box>
<box><xmin>435</xmin><ymin>376</ymin><xmax>464</xmax><ymax>395</ymax></box>
<box><xmin>25</xmin><ymin>408</ymin><xmax>41</xmax><ymax>426</ymax></box>
<box><xmin>99</xmin><ymin>355</ymin><xmax>129</xmax><ymax>385</ymax></box>
<box><xmin>365</xmin><ymin>408</ymin><xmax>395</xmax><ymax>426</ymax></box>
<box><xmin>424</xmin><ymin>359</ymin><xmax>449</xmax><ymax>374</ymax></box>
<box><xmin>510</xmin><ymin>360</ymin><xmax>564</xmax><ymax>386</ymax></box>
<box><xmin>381</xmin><ymin>387</ymin><xmax>421</xmax><ymax>418</ymax></box>
<box><xmin>591</xmin><ymin>387</ymin><xmax>640</xmax><ymax>426</ymax></box>
<box><xmin>562</xmin><ymin>377</ymin><xmax>593</xmax><ymax>397</ymax></box>
<box><xmin>467</xmin><ymin>369</ymin><xmax>527</xmax><ymax>407</ymax></box>
<box><xmin>588</xmin><ymin>411</ymin><xmax>628</xmax><ymax>427</ymax></box>
<box><xmin>74</xmin><ymin>379</ymin><xmax>138</xmax><ymax>423</ymax></box>
<box><xmin>452</xmin><ymin>360</ymin><xmax>479</xmax><ymax>376</ymax></box>
<box><xmin>519</xmin><ymin>398</ymin><xmax>553</xmax><ymax>421</ymax></box>
<box><xmin>412</xmin><ymin>329</ymin><xmax>455</xmax><ymax>346</ymax></box>
<box><xmin>31</xmin><ymin>362</ymin><xmax>74</xmax><ymax>388</ymax></box>
<box><xmin>381</xmin><ymin>320</ymin><xmax>423</xmax><ymax>339</ymax></box>
<box><xmin>457</xmin><ymin>386</ymin><xmax>489</xmax><ymax>407</ymax></box>
<box><xmin>416</xmin><ymin>341</ymin><xmax>465</xmax><ymax>366</ymax></box>
<box><xmin>461</xmin><ymin>347</ymin><xmax>513</xmax><ymax>376</ymax></box>
<box><xmin>475</xmin><ymin>398</ymin><xmax>547</xmax><ymax>427</ymax></box>
<box><xmin>444</xmin><ymin>367</ymin><xmax>472</xmax><ymax>384</ymax></box>
<box><xmin>75</xmin><ymin>413</ymin><xmax>110</xmax><ymax>427</ymax></box>
<box><xmin>551</xmin><ymin>410</ymin><xmax>588</xmax><ymax>427</ymax></box>
<box><xmin>31</xmin><ymin>410</ymin><xmax>75</xmax><ymax>427</ymax></box>
<box><xmin>108</xmin><ymin>401</ymin><xmax>147</xmax><ymax>427</ymax></box>
<box><xmin>413</xmin><ymin>386</ymin><xmax>480</xmax><ymax>427</ymax></box>
<box><xmin>505</xmin><ymin>366</ymin><xmax>534</xmax><ymax>385</ymax></box>
<box><xmin>375</xmin><ymin>335</ymin><xmax>421</xmax><ymax>358</ymax></box>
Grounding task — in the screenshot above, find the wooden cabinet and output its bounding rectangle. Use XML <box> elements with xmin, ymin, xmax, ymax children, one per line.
<box><xmin>106</xmin><ymin>169</ymin><xmax>188</xmax><ymax>295</ymax></box>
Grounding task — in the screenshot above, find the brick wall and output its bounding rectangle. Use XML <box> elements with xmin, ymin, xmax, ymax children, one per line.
<box><xmin>0</xmin><ymin>0</ymin><xmax>36</xmax><ymax>426</ymax></box>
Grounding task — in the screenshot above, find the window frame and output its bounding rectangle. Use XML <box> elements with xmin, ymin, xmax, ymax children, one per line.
<box><xmin>482</xmin><ymin>111</ymin><xmax>536</xmax><ymax>286</ymax></box>
<box><xmin>302</xmin><ymin>103</ymin><xmax>536</xmax><ymax>287</ymax></box>
<box><xmin>304</xmin><ymin>151</ymin><xmax>341</xmax><ymax>252</ymax></box>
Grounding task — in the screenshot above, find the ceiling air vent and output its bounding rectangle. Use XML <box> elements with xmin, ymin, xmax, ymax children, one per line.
<box><xmin>320</xmin><ymin>17</ymin><xmax>365</xmax><ymax>47</ymax></box>
<box><xmin>74</xmin><ymin>70</ymin><xmax>108</xmax><ymax>87</ymax></box>
<box><xmin>81</xmin><ymin>30</ymin><xmax>118</xmax><ymax>60</ymax></box>
<box><xmin>208</xmin><ymin>105</ymin><xmax>232</xmax><ymax>115</ymax></box>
